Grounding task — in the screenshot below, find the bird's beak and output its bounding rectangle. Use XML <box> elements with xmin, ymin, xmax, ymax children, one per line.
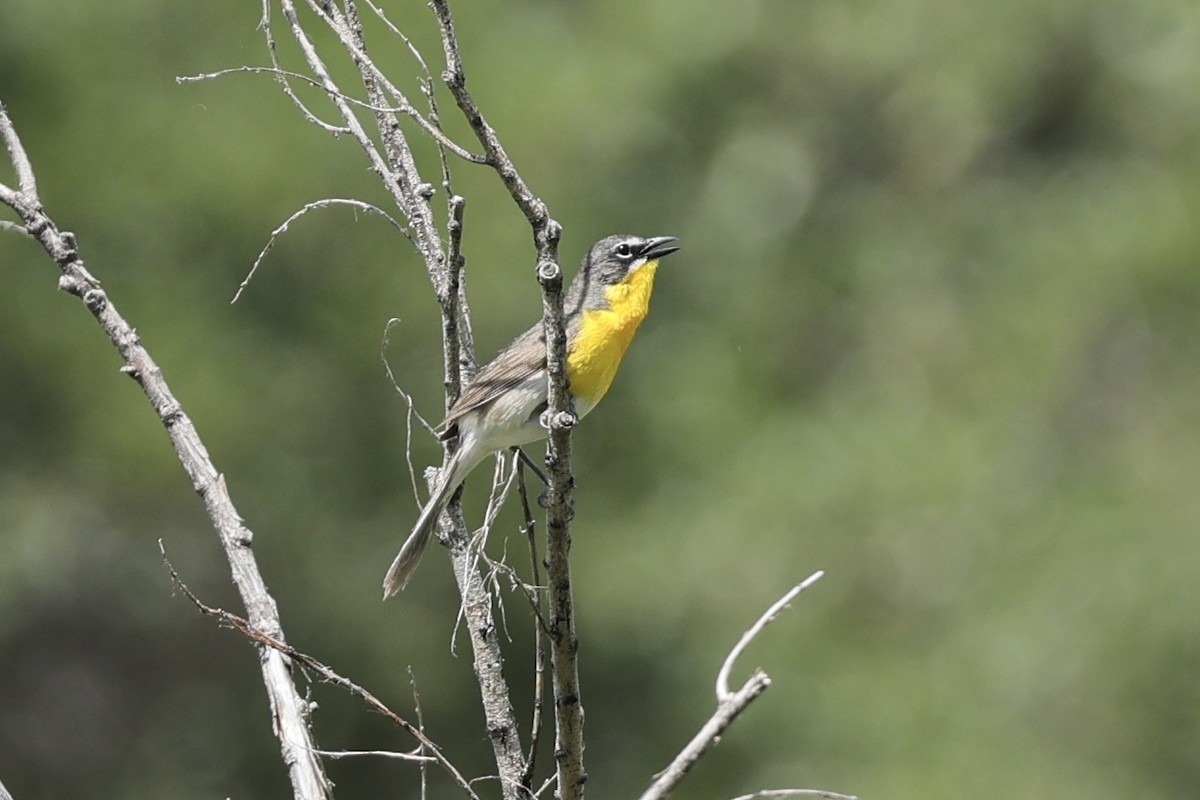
<box><xmin>639</xmin><ymin>236</ymin><xmax>680</xmax><ymax>261</ymax></box>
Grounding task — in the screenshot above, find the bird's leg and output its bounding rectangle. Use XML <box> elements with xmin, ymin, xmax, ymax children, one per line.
<box><xmin>511</xmin><ymin>446</ymin><xmax>551</xmax><ymax>508</ymax></box>
<box><xmin>512</xmin><ymin>446</ymin><xmax>549</xmax><ymax>485</ymax></box>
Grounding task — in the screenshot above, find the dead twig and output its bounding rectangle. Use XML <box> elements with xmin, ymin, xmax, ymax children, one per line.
<box><xmin>1</xmin><ymin>102</ymin><xmax>331</xmax><ymax>800</ymax></box>
<box><xmin>638</xmin><ymin>573</ymin><xmax>834</xmax><ymax>800</ymax></box>
<box><xmin>160</xmin><ymin>544</ymin><xmax>481</xmax><ymax>800</ymax></box>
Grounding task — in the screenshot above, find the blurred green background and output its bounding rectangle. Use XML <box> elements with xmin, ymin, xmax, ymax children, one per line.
<box><xmin>3</xmin><ymin>0</ymin><xmax>1199</xmax><ymax>798</ymax></box>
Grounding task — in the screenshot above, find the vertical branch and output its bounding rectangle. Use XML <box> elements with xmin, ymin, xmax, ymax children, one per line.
<box><xmin>305</xmin><ymin>3</ymin><xmax>529</xmax><ymax>793</ymax></box>
<box><xmin>537</xmin><ymin>253</ymin><xmax>587</xmax><ymax>798</ymax></box>
<box><xmin>301</xmin><ymin>0</ymin><xmax>444</xmax><ymax>280</ymax></box>
<box><xmin>445</xmin><ymin>534</ymin><xmax>530</xmax><ymax>799</ymax></box>
<box><xmin>428</xmin><ymin>0</ymin><xmax>553</xmax><ymax>236</ymax></box>
<box><xmin>517</xmin><ymin>460</ymin><xmax>547</xmax><ymax>788</ymax></box>
<box><xmin>443</xmin><ymin>194</ymin><xmax>469</xmax><ymax>402</ymax></box>
<box><xmin>430</xmin><ymin>3</ymin><xmax>586</xmax><ymax>796</ymax></box>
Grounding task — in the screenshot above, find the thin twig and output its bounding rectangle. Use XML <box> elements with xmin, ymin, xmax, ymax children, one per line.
<box><xmin>161</xmin><ymin>546</ymin><xmax>482</xmax><ymax>800</ymax></box>
<box><xmin>233</xmin><ymin>197</ymin><xmax>411</xmax><ymax>302</ymax></box>
<box><xmin>518</xmin><ymin>460</ymin><xmax>547</xmax><ymax>790</ymax></box>
<box><xmin>638</xmin><ymin>574</ymin><xmax>828</xmax><ymax>800</ymax></box>
<box><xmin>301</xmin><ymin>0</ymin><xmax>485</xmax><ymax>164</ymax></box>
<box><xmin>0</xmin><ymin>219</ymin><xmax>31</xmax><ymax>235</ymax></box>
<box><xmin>259</xmin><ymin>1</ymin><xmax>352</xmax><ymax>134</ymax></box>
<box><xmin>409</xmin><ymin>666</ymin><xmax>431</xmax><ymax>800</ymax></box>
<box><xmin>514</xmin><ymin>446</ymin><xmax>549</xmax><ymax>486</ymax></box>
<box><xmin>717</xmin><ymin>571</ymin><xmax>825</xmax><ymax>701</ymax></box>
<box><xmin>728</xmin><ymin>790</ymin><xmax>859</xmax><ymax>800</ymax></box>
<box><xmin>443</xmin><ymin>194</ymin><xmax>468</xmax><ymax>406</ymax></box>
<box><xmin>179</xmin><ymin>65</ymin><xmax>413</xmax><ymax>113</ymax></box>
<box><xmin>179</xmin><ymin>64</ymin><xmax>484</xmax><ymax>163</ymax></box>
<box><xmin>462</xmin><ymin>453</ymin><xmax>523</xmax><ymax>645</ymax></box>
<box><xmin>315</xmin><ymin>748</ymin><xmax>434</xmax><ymax>762</ymax></box>
<box><xmin>381</xmin><ymin>318</ymin><xmax>439</xmax><ymax>503</ymax></box>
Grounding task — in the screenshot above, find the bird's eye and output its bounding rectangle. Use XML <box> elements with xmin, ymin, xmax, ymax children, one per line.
<box><xmin>615</xmin><ymin>242</ymin><xmax>634</xmax><ymax>259</ymax></box>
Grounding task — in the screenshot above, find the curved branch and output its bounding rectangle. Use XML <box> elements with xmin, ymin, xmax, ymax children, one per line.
<box><xmin>233</xmin><ymin>197</ymin><xmax>411</xmax><ymax>303</ymax></box>
<box><xmin>639</xmin><ymin>573</ymin><xmax>827</xmax><ymax>800</ymax></box>
<box><xmin>717</xmin><ymin>570</ymin><xmax>825</xmax><ymax>701</ymax></box>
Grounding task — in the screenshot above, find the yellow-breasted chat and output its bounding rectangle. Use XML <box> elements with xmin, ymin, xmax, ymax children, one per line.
<box><xmin>383</xmin><ymin>234</ymin><xmax>680</xmax><ymax>597</ymax></box>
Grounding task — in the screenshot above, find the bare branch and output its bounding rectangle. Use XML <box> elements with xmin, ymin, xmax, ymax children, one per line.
<box><xmin>381</xmin><ymin>318</ymin><xmax>440</xmax><ymax>503</ymax></box>
<box><xmin>442</xmin><ymin>194</ymin><xmax>469</xmax><ymax>406</ymax></box>
<box><xmin>315</xmin><ymin>749</ymin><xmax>434</xmax><ymax>763</ymax></box>
<box><xmin>1</xmin><ymin>106</ymin><xmax>331</xmax><ymax>800</ymax></box>
<box><xmin>517</xmin><ymin>460</ymin><xmax>547</xmax><ymax>789</ymax></box>
<box><xmin>179</xmin><ymin>65</ymin><xmax>404</xmax><ymax>112</ymax></box>
<box><xmin>287</xmin><ymin>5</ymin><xmax>530</xmax><ymax>794</ymax></box>
<box><xmin>295</xmin><ymin>0</ymin><xmax>486</xmax><ymax>164</ymax></box>
<box><xmin>248</xmin><ymin>5</ymin><xmax>533</xmax><ymax>795</ymax></box>
<box><xmin>233</xmin><ymin>197</ymin><xmax>410</xmax><ymax>303</ymax></box>
<box><xmin>409</xmin><ymin>666</ymin><xmax>432</xmax><ymax>799</ymax></box>
<box><xmin>0</xmin><ymin>103</ymin><xmax>38</xmax><ymax>198</ymax></box>
<box><xmin>162</xmin><ymin>547</ymin><xmax>482</xmax><ymax>800</ymax></box>
<box><xmin>638</xmin><ymin>673</ymin><xmax>771</xmax><ymax>800</ymax></box>
<box><xmin>638</xmin><ymin>574</ymin><xmax>827</xmax><ymax>800</ymax></box>
<box><xmin>258</xmin><ymin>1</ymin><xmax>352</xmax><ymax>134</ymax></box>
<box><xmin>718</xmin><ymin>571</ymin><xmax>825</xmax><ymax>701</ymax></box>
<box><xmin>425</xmin><ymin>5</ymin><xmax>584</xmax><ymax>796</ymax></box>
<box><xmin>178</xmin><ymin>65</ymin><xmax>485</xmax><ymax>163</ymax></box>
<box><xmin>443</xmin><ymin>534</ymin><xmax>530</xmax><ymax>797</ymax></box>
<box><xmin>728</xmin><ymin>790</ymin><xmax>859</xmax><ymax>800</ymax></box>
<box><xmin>428</xmin><ymin>0</ymin><xmax>554</xmax><ymax>235</ymax></box>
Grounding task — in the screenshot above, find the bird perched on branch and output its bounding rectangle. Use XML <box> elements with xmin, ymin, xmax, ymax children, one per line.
<box><xmin>383</xmin><ymin>234</ymin><xmax>680</xmax><ymax>597</ymax></box>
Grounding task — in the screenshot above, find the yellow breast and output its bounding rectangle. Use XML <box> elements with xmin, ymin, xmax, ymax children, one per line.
<box><xmin>567</xmin><ymin>261</ymin><xmax>659</xmax><ymax>408</ymax></box>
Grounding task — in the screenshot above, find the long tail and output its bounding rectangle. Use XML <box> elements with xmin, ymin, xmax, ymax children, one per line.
<box><xmin>382</xmin><ymin>446</ymin><xmax>471</xmax><ymax>598</ymax></box>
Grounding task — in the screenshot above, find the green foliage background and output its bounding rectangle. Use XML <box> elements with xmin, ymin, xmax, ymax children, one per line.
<box><xmin>3</xmin><ymin>1</ymin><xmax>1199</xmax><ymax>798</ymax></box>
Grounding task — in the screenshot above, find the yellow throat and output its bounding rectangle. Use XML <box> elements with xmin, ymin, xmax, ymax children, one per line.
<box><xmin>566</xmin><ymin>260</ymin><xmax>660</xmax><ymax>408</ymax></box>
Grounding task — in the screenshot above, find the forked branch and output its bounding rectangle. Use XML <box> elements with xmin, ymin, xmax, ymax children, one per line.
<box><xmin>638</xmin><ymin>572</ymin><xmax>844</xmax><ymax>800</ymax></box>
<box><xmin>162</xmin><ymin>547</ymin><xmax>480</xmax><ymax>799</ymax></box>
<box><xmin>427</xmin><ymin>4</ymin><xmax>585</xmax><ymax>798</ymax></box>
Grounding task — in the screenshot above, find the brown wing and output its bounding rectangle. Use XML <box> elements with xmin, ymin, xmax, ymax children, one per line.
<box><xmin>438</xmin><ymin>323</ymin><xmax>546</xmax><ymax>435</ymax></box>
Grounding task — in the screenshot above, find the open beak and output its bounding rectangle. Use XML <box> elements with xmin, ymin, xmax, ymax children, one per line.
<box><xmin>639</xmin><ymin>235</ymin><xmax>680</xmax><ymax>261</ymax></box>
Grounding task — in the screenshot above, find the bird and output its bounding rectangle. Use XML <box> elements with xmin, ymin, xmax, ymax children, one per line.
<box><xmin>382</xmin><ymin>234</ymin><xmax>680</xmax><ymax>597</ymax></box>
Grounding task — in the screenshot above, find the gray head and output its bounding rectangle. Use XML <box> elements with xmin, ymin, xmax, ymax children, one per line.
<box><xmin>567</xmin><ymin>234</ymin><xmax>680</xmax><ymax>311</ymax></box>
